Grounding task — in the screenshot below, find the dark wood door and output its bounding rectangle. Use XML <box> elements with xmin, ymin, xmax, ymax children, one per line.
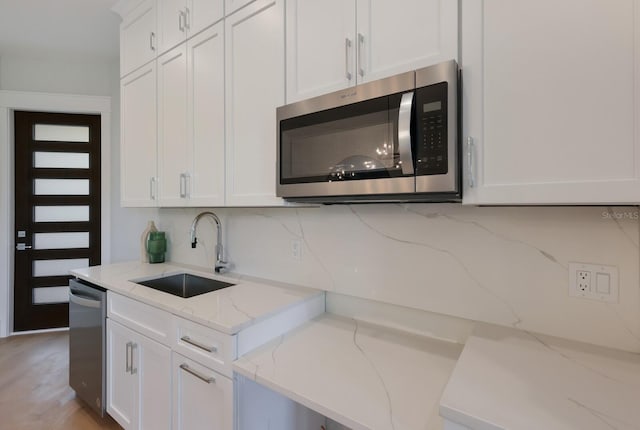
<box><xmin>14</xmin><ymin>111</ymin><xmax>101</xmax><ymax>331</ymax></box>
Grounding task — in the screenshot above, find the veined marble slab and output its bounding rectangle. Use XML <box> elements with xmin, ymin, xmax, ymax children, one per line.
<box><xmin>70</xmin><ymin>261</ymin><xmax>323</xmax><ymax>334</ymax></box>
<box><xmin>440</xmin><ymin>324</ymin><xmax>640</xmax><ymax>430</ymax></box>
<box><xmin>233</xmin><ymin>313</ymin><xmax>463</xmax><ymax>430</ymax></box>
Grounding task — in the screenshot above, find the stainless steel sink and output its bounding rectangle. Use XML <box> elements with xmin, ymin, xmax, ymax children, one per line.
<box><xmin>134</xmin><ymin>273</ymin><xmax>235</xmax><ymax>298</ymax></box>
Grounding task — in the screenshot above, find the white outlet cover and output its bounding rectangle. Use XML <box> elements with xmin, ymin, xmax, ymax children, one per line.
<box><xmin>569</xmin><ymin>262</ymin><xmax>619</xmax><ymax>303</ymax></box>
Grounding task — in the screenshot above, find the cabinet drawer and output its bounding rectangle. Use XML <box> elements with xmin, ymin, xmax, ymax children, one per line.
<box><xmin>107</xmin><ymin>292</ymin><xmax>172</xmax><ymax>346</ymax></box>
<box><xmin>172</xmin><ymin>315</ymin><xmax>236</xmax><ymax>377</ymax></box>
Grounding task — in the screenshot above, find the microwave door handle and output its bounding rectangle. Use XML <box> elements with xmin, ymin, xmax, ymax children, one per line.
<box><xmin>398</xmin><ymin>91</ymin><xmax>415</xmax><ymax>175</ymax></box>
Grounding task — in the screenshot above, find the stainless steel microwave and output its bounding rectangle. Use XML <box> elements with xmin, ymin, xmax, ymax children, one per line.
<box><xmin>276</xmin><ymin>60</ymin><xmax>460</xmax><ymax>203</ymax></box>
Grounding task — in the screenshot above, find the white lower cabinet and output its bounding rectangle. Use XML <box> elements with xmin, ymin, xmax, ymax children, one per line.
<box><xmin>106</xmin><ymin>319</ymin><xmax>172</xmax><ymax>430</ymax></box>
<box><xmin>106</xmin><ymin>290</ymin><xmax>325</xmax><ymax>430</ymax></box>
<box><xmin>172</xmin><ymin>353</ymin><xmax>233</xmax><ymax>430</ymax></box>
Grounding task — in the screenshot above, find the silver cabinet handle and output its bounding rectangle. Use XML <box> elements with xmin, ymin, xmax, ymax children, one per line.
<box><xmin>345</xmin><ymin>38</ymin><xmax>353</xmax><ymax>81</ymax></box>
<box><xmin>185</xmin><ymin>7</ymin><xmax>190</xmax><ymax>30</ymax></box>
<box><xmin>150</xmin><ymin>177</ymin><xmax>156</xmax><ymax>200</ymax></box>
<box><xmin>130</xmin><ymin>343</ymin><xmax>137</xmax><ymax>375</ymax></box>
<box><xmin>150</xmin><ymin>32</ymin><xmax>156</xmax><ymax>51</ymax></box>
<box><xmin>180</xmin><ymin>335</ymin><xmax>217</xmax><ymax>353</ymax></box>
<box><xmin>179</xmin><ymin>10</ymin><xmax>185</xmax><ymax>31</ymax></box>
<box><xmin>125</xmin><ymin>342</ymin><xmax>132</xmax><ymax>373</ymax></box>
<box><xmin>180</xmin><ymin>363</ymin><xmax>215</xmax><ymax>384</ymax></box>
<box><xmin>15</xmin><ymin>243</ymin><xmax>32</xmax><ymax>251</ymax></box>
<box><xmin>179</xmin><ymin>173</ymin><xmax>186</xmax><ymax>198</ymax></box>
<box><xmin>357</xmin><ymin>33</ymin><xmax>365</xmax><ymax>77</ymax></box>
<box><xmin>398</xmin><ymin>92</ymin><xmax>415</xmax><ymax>175</ymax></box>
<box><xmin>184</xmin><ymin>173</ymin><xmax>191</xmax><ymax>198</ymax></box>
<box><xmin>467</xmin><ymin>137</ymin><xmax>475</xmax><ymax>188</ymax></box>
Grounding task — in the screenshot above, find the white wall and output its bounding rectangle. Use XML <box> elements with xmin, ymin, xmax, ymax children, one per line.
<box><xmin>157</xmin><ymin>205</ymin><xmax>640</xmax><ymax>353</ymax></box>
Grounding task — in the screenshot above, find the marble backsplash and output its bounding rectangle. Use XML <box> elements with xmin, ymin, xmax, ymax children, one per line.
<box><xmin>155</xmin><ymin>204</ymin><xmax>640</xmax><ymax>353</ymax></box>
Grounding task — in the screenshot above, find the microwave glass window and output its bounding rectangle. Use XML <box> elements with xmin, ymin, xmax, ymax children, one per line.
<box><xmin>280</xmin><ymin>94</ymin><xmax>408</xmax><ymax>184</ymax></box>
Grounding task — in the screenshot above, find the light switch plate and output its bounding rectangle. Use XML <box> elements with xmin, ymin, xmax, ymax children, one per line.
<box><xmin>569</xmin><ymin>262</ymin><xmax>619</xmax><ymax>303</ymax></box>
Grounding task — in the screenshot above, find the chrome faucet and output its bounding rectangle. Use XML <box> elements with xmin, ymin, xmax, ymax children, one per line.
<box><xmin>190</xmin><ymin>211</ymin><xmax>230</xmax><ymax>273</ymax></box>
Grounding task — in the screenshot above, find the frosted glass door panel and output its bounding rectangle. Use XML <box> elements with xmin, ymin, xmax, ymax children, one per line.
<box><xmin>33</xmin><ymin>258</ymin><xmax>89</xmax><ymax>277</ymax></box>
<box><xmin>34</xmin><ymin>124</ymin><xmax>89</xmax><ymax>142</ymax></box>
<box><xmin>34</xmin><ymin>179</ymin><xmax>89</xmax><ymax>195</ymax></box>
<box><xmin>34</xmin><ymin>206</ymin><xmax>90</xmax><ymax>222</ymax></box>
<box><xmin>34</xmin><ymin>232</ymin><xmax>89</xmax><ymax>250</ymax></box>
<box><xmin>34</xmin><ymin>152</ymin><xmax>89</xmax><ymax>169</ymax></box>
<box><xmin>33</xmin><ymin>286</ymin><xmax>70</xmax><ymax>304</ymax></box>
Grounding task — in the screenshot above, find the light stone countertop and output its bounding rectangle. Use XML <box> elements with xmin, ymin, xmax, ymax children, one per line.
<box><xmin>440</xmin><ymin>323</ymin><xmax>640</xmax><ymax>430</ymax></box>
<box><xmin>233</xmin><ymin>313</ymin><xmax>464</xmax><ymax>430</ymax></box>
<box><xmin>70</xmin><ymin>261</ymin><xmax>324</xmax><ymax>335</ymax></box>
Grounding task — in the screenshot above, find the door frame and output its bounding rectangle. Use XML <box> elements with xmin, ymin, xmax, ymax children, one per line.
<box><xmin>0</xmin><ymin>90</ymin><xmax>112</xmax><ymax>337</ymax></box>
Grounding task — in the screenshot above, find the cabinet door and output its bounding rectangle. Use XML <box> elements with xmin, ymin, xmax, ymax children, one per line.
<box><xmin>172</xmin><ymin>353</ymin><xmax>233</xmax><ymax>430</ymax></box>
<box><xmin>121</xmin><ymin>62</ymin><xmax>158</xmax><ymax>207</ymax></box>
<box><xmin>225</xmin><ymin>0</ymin><xmax>256</xmax><ymax>16</ymax></box>
<box><xmin>188</xmin><ymin>0</ymin><xmax>224</xmax><ymax>36</ymax></box>
<box><xmin>158</xmin><ymin>0</ymin><xmax>187</xmax><ymax>54</ymax></box>
<box><xmin>225</xmin><ymin>0</ymin><xmax>285</xmax><ymax>206</ymax></box>
<box><xmin>137</xmin><ymin>334</ymin><xmax>172</xmax><ymax>430</ymax></box>
<box><xmin>106</xmin><ymin>319</ymin><xmax>137</xmax><ymax>429</ymax></box>
<box><xmin>187</xmin><ymin>22</ymin><xmax>226</xmax><ymax>206</ymax></box>
<box><xmin>355</xmin><ymin>0</ymin><xmax>458</xmax><ymax>83</ymax></box>
<box><xmin>121</xmin><ymin>0</ymin><xmax>157</xmax><ymax>77</ymax></box>
<box><xmin>285</xmin><ymin>0</ymin><xmax>356</xmax><ymax>103</ymax></box>
<box><xmin>462</xmin><ymin>0</ymin><xmax>640</xmax><ymax>204</ymax></box>
<box><xmin>157</xmin><ymin>44</ymin><xmax>189</xmax><ymax>206</ymax></box>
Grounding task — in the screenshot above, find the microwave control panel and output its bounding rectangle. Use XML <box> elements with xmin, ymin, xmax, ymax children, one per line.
<box><xmin>415</xmin><ymin>82</ymin><xmax>448</xmax><ymax>175</ymax></box>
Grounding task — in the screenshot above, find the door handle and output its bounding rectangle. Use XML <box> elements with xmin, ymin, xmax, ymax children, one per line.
<box><xmin>180</xmin><ymin>335</ymin><xmax>217</xmax><ymax>353</ymax></box>
<box><xmin>130</xmin><ymin>343</ymin><xmax>137</xmax><ymax>375</ymax></box>
<box><xmin>125</xmin><ymin>342</ymin><xmax>132</xmax><ymax>373</ymax></box>
<box><xmin>69</xmin><ymin>292</ymin><xmax>101</xmax><ymax>308</ymax></box>
<box><xmin>345</xmin><ymin>38</ymin><xmax>353</xmax><ymax>81</ymax></box>
<box><xmin>180</xmin><ymin>363</ymin><xmax>215</xmax><ymax>384</ymax></box>
<box><xmin>15</xmin><ymin>243</ymin><xmax>32</xmax><ymax>251</ymax></box>
<box><xmin>179</xmin><ymin>10</ymin><xmax>186</xmax><ymax>31</ymax></box>
<box><xmin>398</xmin><ymin>91</ymin><xmax>415</xmax><ymax>175</ymax></box>
<box><xmin>357</xmin><ymin>33</ymin><xmax>365</xmax><ymax>78</ymax></box>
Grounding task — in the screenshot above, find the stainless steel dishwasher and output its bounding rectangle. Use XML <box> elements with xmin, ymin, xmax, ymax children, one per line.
<box><xmin>69</xmin><ymin>278</ymin><xmax>106</xmax><ymax>416</ymax></box>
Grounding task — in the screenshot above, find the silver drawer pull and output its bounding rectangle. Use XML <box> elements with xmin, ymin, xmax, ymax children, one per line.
<box><xmin>180</xmin><ymin>363</ymin><xmax>215</xmax><ymax>384</ymax></box>
<box><xmin>181</xmin><ymin>335</ymin><xmax>217</xmax><ymax>353</ymax></box>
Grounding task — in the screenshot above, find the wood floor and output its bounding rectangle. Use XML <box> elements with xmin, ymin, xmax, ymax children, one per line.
<box><xmin>0</xmin><ymin>331</ymin><xmax>122</xmax><ymax>430</ymax></box>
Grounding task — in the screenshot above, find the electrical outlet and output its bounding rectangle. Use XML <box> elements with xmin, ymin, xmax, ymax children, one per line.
<box><xmin>576</xmin><ymin>270</ymin><xmax>591</xmax><ymax>292</ymax></box>
<box><xmin>290</xmin><ymin>239</ymin><xmax>302</xmax><ymax>261</ymax></box>
<box><xmin>569</xmin><ymin>262</ymin><xmax>619</xmax><ymax>303</ymax></box>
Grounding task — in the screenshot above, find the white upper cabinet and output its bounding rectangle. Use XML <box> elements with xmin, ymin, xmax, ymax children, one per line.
<box><xmin>120</xmin><ymin>62</ymin><xmax>158</xmax><ymax>207</ymax></box>
<box><xmin>120</xmin><ymin>0</ymin><xmax>157</xmax><ymax>77</ymax></box>
<box><xmin>225</xmin><ymin>0</ymin><xmax>256</xmax><ymax>16</ymax></box>
<box><xmin>285</xmin><ymin>0</ymin><xmax>356</xmax><ymax>102</ymax></box>
<box><xmin>225</xmin><ymin>0</ymin><xmax>285</xmax><ymax>206</ymax></box>
<box><xmin>285</xmin><ymin>0</ymin><xmax>458</xmax><ymax>103</ymax></box>
<box><xmin>188</xmin><ymin>23</ymin><xmax>226</xmax><ymax>206</ymax></box>
<box><xmin>355</xmin><ymin>0</ymin><xmax>458</xmax><ymax>84</ymax></box>
<box><xmin>157</xmin><ymin>23</ymin><xmax>225</xmax><ymax>206</ymax></box>
<box><xmin>157</xmin><ymin>0</ymin><xmax>224</xmax><ymax>54</ymax></box>
<box><xmin>157</xmin><ymin>44</ymin><xmax>189</xmax><ymax>206</ymax></box>
<box><xmin>462</xmin><ymin>0</ymin><xmax>640</xmax><ymax>204</ymax></box>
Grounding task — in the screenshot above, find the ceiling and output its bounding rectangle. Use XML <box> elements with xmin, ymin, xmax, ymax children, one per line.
<box><xmin>0</xmin><ymin>0</ymin><xmax>120</xmax><ymax>61</ymax></box>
